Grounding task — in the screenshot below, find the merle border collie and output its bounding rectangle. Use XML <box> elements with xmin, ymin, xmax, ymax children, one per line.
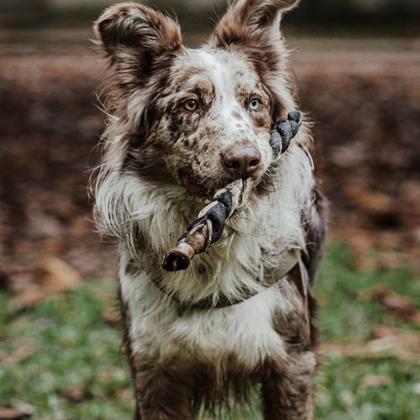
<box><xmin>93</xmin><ymin>1</ymin><xmax>326</xmax><ymax>418</ymax></box>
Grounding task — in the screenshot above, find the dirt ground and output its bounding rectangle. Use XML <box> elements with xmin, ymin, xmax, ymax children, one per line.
<box><xmin>1</xmin><ymin>33</ymin><xmax>420</xmax><ymax>284</ymax></box>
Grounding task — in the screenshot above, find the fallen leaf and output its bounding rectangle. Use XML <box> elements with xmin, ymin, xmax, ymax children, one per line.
<box><xmin>102</xmin><ymin>306</ymin><xmax>120</xmax><ymax>325</ymax></box>
<box><xmin>344</xmin><ymin>184</ymin><xmax>396</xmax><ymax>217</ymax></box>
<box><xmin>36</xmin><ymin>257</ymin><xmax>82</xmax><ymax>291</ymax></box>
<box><xmin>10</xmin><ymin>288</ymin><xmax>55</xmax><ymax>311</ymax></box>
<box><xmin>9</xmin><ymin>258</ymin><xmax>82</xmax><ymax>310</ymax></box>
<box><xmin>371</xmin><ymin>324</ymin><xmax>398</xmax><ymax>339</ymax></box>
<box><xmin>0</xmin><ymin>405</ymin><xmax>32</xmax><ymax>419</ymax></box>
<box><xmin>322</xmin><ymin>330</ymin><xmax>420</xmax><ymax>362</ymax></box>
<box><xmin>361</xmin><ymin>375</ymin><xmax>391</xmax><ymax>388</ymax></box>
<box><xmin>0</xmin><ymin>342</ymin><xmax>37</xmax><ymax>366</ymax></box>
<box><xmin>62</xmin><ymin>387</ymin><xmax>87</xmax><ymax>403</ymax></box>
<box><xmin>370</xmin><ymin>285</ymin><xmax>420</xmax><ymax>325</ymax></box>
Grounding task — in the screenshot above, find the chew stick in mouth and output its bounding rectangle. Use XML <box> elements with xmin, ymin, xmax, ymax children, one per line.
<box><xmin>162</xmin><ymin>111</ymin><xmax>302</xmax><ymax>272</ymax></box>
<box><xmin>162</xmin><ymin>179</ymin><xmax>247</xmax><ymax>272</ymax></box>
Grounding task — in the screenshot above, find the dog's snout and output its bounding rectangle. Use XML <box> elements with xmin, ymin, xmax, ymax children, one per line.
<box><xmin>221</xmin><ymin>144</ymin><xmax>261</xmax><ymax>178</ymax></box>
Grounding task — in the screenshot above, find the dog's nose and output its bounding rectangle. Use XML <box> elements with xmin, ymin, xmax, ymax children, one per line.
<box><xmin>221</xmin><ymin>144</ymin><xmax>261</xmax><ymax>178</ymax></box>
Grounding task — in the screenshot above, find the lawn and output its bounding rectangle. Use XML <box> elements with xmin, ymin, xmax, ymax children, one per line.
<box><xmin>1</xmin><ymin>244</ymin><xmax>419</xmax><ymax>419</ymax></box>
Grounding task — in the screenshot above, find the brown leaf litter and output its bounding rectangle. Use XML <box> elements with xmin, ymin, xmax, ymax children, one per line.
<box><xmin>9</xmin><ymin>257</ymin><xmax>82</xmax><ymax>310</ymax></box>
<box><xmin>322</xmin><ymin>327</ymin><xmax>420</xmax><ymax>363</ymax></box>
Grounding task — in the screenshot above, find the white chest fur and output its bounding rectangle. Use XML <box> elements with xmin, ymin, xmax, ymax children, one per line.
<box><xmin>119</xmin><ymin>256</ymin><xmax>288</xmax><ymax>368</ymax></box>
<box><xmin>97</xmin><ymin>139</ymin><xmax>314</xmax><ymax>367</ymax></box>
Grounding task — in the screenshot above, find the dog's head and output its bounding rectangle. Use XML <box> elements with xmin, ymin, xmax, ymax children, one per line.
<box><xmin>94</xmin><ymin>0</ymin><xmax>299</xmax><ymax>197</ymax></box>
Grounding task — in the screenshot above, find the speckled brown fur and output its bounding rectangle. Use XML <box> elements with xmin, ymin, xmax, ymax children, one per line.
<box><xmin>94</xmin><ymin>1</ymin><xmax>324</xmax><ymax>419</ymax></box>
<box><xmin>261</xmin><ymin>352</ymin><xmax>316</xmax><ymax>420</ymax></box>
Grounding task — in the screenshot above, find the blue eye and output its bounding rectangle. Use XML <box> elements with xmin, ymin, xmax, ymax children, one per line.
<box><xmin>249</xmin><ymin>98</ymin><xmax>262</xmax><ymax>111</ymax></box>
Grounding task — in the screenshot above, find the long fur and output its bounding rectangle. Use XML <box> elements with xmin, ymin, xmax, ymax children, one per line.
<box><xmin>92</xmin><ymin>1</ymin><xmax>324</xmax><ymax>418</ymax></box>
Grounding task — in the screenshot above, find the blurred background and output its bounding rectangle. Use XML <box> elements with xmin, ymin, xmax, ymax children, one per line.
<box><xmin>0</xmin><ymin>1</ymin><xmax>419</xmax><ymax>419</ymax></box>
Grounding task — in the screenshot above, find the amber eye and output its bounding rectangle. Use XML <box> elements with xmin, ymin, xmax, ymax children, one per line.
<box><xmin>183</xmin><ymin>99</ymin><xmax>198</xmax><ymax>112</ymax></box>
<box><xmin>249</xmin><ymin>98</ymin><xmax>262</xmax><ymax>111</ymax></box>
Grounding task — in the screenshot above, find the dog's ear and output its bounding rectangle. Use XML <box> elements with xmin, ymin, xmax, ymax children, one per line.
<box><xmin>94</xmin><ymin>2</ymin><xmax>183</xmax><ymax>91</ymax></box>
<box><xmin>210</xmin><ymin>0</ymin><xmax>299</xmax><ymax>121</ymax></box>
<box><xmin>211</xmin><ymin>0</ymin><xmax>299</xmax><ymax>46</ymax></box>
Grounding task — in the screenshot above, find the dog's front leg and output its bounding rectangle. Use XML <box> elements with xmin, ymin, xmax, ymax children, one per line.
<box><xmin>132</xmin><ymin>363</ymin><xmax>194</xmax><ymax>420</ymax></box>
<box><xmin>261</xmin><ymin>351</ymin><xmax>316</xmax><ymax>420</ymax></box>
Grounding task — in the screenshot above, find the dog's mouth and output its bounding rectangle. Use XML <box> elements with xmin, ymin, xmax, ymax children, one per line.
<box><xmin>179</xmin><ymin>171</ymin><xmax>209</xmax><ymax>197</ymax></box>
<box><xmin>180</xmin><ymin>171</ymin><xmax>225</xmax><ymax>198</ymax></box>
<box><xmin>179</xmin><ymin>168</ymin><xmax>263</xmax><ymax>199</ymax></box>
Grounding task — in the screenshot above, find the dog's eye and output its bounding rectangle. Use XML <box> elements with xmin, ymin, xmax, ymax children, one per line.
<box><xmin>183</xmin><ymin>99</ymin><xmax>198</xmax><ymax>112</ymax></box>
<box><xmin>249</xmin><ymin>98</ymin><xmax>262</xmax><ymax>111</ymax></box>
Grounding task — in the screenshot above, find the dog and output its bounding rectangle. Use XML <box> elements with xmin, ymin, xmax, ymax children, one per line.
<box><xmin>93</xmin><ymin>1</ymin><xmax>325</xmax><ymax>418</ymax></box>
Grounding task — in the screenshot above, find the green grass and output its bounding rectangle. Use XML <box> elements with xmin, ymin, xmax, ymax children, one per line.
<box><xmin>314</xmin><ymin>244</ymin><xmax>420</xmax><ymax>420</ymax></box>
<box><xmin>0</xmin><ymin>244</ymin><xmax>419</xmax><ymax>419</ymax></box>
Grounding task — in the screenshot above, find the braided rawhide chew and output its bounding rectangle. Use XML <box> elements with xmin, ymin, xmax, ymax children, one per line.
<box><xmin>270</xmin><ymin>111</ymin><xmax>302</xmax><ymax>158</ymax></box>
<box><xmin>162</xmin><ymin>179</ymin><xmax>247</xmax><ymax>271</ymax></box>
<box><xmin>161</xmin><ymin>111</ymin><xmax>303</xmax><ymax>272</ymax></box>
